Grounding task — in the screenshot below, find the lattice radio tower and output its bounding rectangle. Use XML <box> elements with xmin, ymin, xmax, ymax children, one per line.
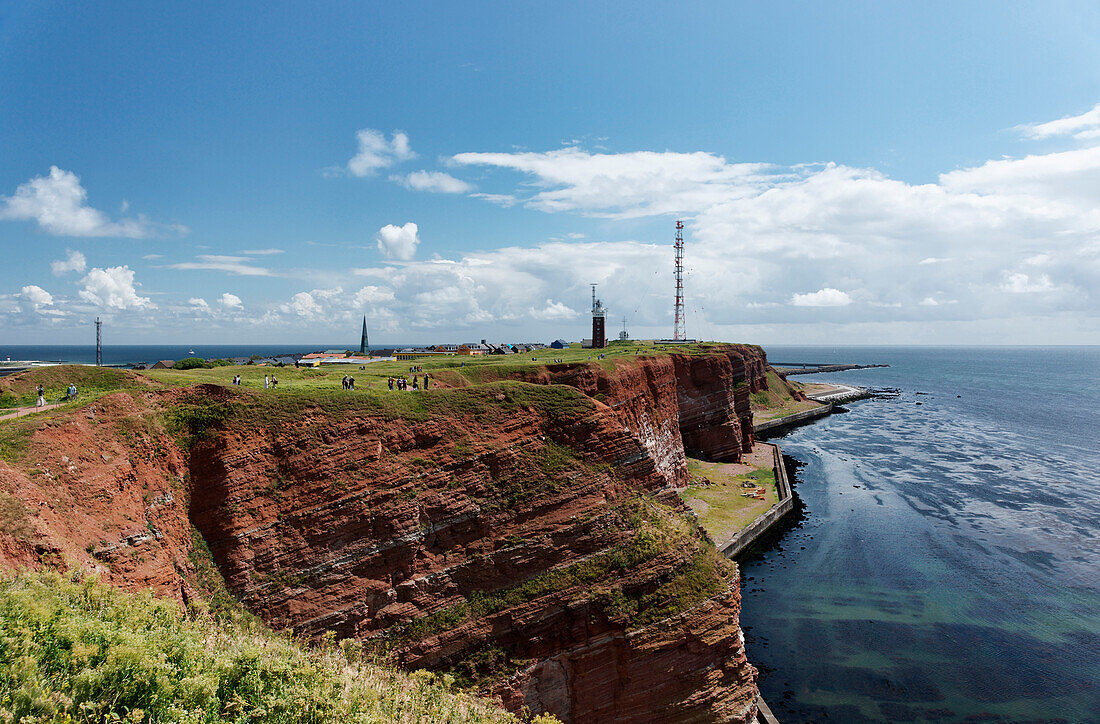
<box><xmin>95</xmin><ymin>317</ymin><xmax>102</xmax><ymax>366</ymax></box>
<box><xmin>673</xmin><ymin>220</ymin><xmax>685</xmax><ymax>340</ymax></box>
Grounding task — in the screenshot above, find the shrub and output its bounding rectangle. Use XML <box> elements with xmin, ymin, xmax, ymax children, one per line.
<box><xmin>173</xmin><ymin>357</ymin><xmax>208</xmax><ymax>370</ymax></box>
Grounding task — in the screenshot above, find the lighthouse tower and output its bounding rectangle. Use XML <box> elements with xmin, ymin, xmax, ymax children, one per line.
<box><xmin>591</xmin><ymin>284</ymin><xmax>606</xmax><ymax>349</ymax></box>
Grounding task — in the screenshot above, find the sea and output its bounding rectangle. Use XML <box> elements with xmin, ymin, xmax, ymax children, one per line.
<box><xmin>747</xmin><ymin>346</ymin><xmax>1100</xmax><ymax>723</ymax></box>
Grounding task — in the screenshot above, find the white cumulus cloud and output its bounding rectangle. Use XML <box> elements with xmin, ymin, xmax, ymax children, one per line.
<box><xmin>791</xmin><ymin>288</ymin><xmax>853</xmax><ymax>307</ymax></box>
<box><xmin>347</xmin><ymin>129</ymin><xmax>416</xmax><ymax>177</ymax></box>
<box><xmin>219</xmin><ymin>292</ymin><xmax>243</xmax><ymax>309</ymax></box>
<box><xmin>282</xmin><ymin>291</ymin><xmax>324</xmax><ymax>319</ymax></box>
<box><xmin>78</xmin><ymin>266</ymin><xmax>153</xmax><ymax>310</ymax></box>
<box><xmin>353</xmin><ymin>285</ymin><xmax>396</xmax><ymax>307</ymax></box>
<box><xmin>529</xmin><ymin>299</ymin><xmax>579</xmax><ymax>320</ymax></box>
<box><xmin>21</xmin><ymin>285</ymin><xmax>53</xmax><ymax>308</ymax></box>
<box><xmin>376</xmin><ymin>222</ymin><xmax>420</xmax><ymax>260</ymax></box>
<box><xmin>0</xmin><ymin>167</ymin><xmax>179</xmax><ymax>238</ymax></box>
<box><xmin>50</xmin><ymin>249</ymin><xmax>87</xmax><ymax>275</ymax></box>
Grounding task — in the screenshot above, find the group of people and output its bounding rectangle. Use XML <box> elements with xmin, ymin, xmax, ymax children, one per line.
<box><xmin>408</xmin><ymin>365</ymin><xmax>424</xmax><ymax>373</ymax></box>
<box><xmin>341</xmin><ymin>375</ymin><xmax>357</xmax><ymax>390</ymax></box>
<box><xmin>34</xmin><ymin>383</ymin><xmax>78</xmax><ymax>408</ymax></box>
<box><xmin>232</xmin><ymin>375</ymin><xmax>242</xmax><ymax>385</ymax></box>
<box><xmin>388</xmin><ymin>375</ymin><xmax>429</xmax><ymax>391</ymax></box>
<box><xmin>263</xmin><ymin>375</ymin><xmax>278</xmax><ymax>389</ymax></box>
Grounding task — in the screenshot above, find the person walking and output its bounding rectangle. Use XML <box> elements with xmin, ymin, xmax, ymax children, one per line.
<box><xmin>423</xmin><ymin>374</ymin><xmax>429</xmax><ymax>389</ymax></box>
<box><xmin>271</xmin><ymin>376</ymin><xmax>278</xmax><ymax>389</ymax></box>
<box><xmin>35</xmin><ymin>384</ymin><xmax>45</xmax><ymax>408</ymax></box>
<box><xmin>264</xmin><ymin>375</ymin><xmax>269</xmax><ymax>389</ymax></box>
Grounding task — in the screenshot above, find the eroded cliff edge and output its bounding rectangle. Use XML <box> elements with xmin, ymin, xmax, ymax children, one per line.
<box><xmin>0</xmin><ymin>345</ymin><xmax>770</xmax><ymax>723</ymax></box>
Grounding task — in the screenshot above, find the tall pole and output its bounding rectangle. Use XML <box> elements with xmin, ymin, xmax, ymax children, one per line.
<box><xmin>95</xmin><ymin>317</ymin><xmax>102</xmax><ymax>366</ymax></box>
<box><xmin>673</xmin><ymin>220</ymin><xmax>685</xmax><ymax>341</ymax></box>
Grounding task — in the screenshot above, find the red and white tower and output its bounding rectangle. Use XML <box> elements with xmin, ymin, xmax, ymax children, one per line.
<box><xmin>673</xmin><ymin>220</ymin><xmax>685</xmax><ymax>340</ymax></box>
<box><xmin>591</xmin><ymin>283</ymin><xmax>607</xmax><ymax>348</ymax></box>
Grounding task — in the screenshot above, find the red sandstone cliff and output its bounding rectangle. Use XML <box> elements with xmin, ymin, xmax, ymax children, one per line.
<box><xmin>0</xmin><ymin>345</ymin><xmax>773</xmax><ymax>723</ymax></box>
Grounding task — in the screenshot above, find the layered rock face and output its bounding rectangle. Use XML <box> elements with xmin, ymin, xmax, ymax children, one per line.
<box><xmin>0</xmin><ymin>346</ymin><xmax>772</xmax><ymax>723</ymax></box>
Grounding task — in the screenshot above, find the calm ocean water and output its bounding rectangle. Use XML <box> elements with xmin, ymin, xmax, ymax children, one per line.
<box><xmin>748</xmin><ymin>346</ymin><xmax>1100</xmax><ymax>723</ymax></box>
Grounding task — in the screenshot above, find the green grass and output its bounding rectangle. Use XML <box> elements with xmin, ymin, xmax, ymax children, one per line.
<box><xmin>0</xmin><ymin>569</ymin><xmax>557</xmax><ymax>724</ymax></box>
<box><xmin>0</xmin><ymin>415</ymin><xmax>37</xmax><ymax>462</ymax></box>
<box><xmin>157</xmin><ymin>381</ymin><xmax>596</xmax><ymax>454</ymax></box>
<box><xmin>679</xmin><ymin>456</ymin><xmax>779</xmax><ymax>543</ymax></box>
<box><xmin>749</xmin><ymin>369</ymin><xmax>823</xmax><ymax>422</ymax></box>
<box><xmin>0</xmin><ymin>366</ymin><xmax>153</xmax><ymax>409</ymax></box>
<box><xmin>135</xmin><ymin>342</ymin><xmax>743</xmax><ymax>395</ymax></box>
<box><xmin>164</xmin><ymin>394</ymin><xmax>235</xmax><ymax>448</ymax></box>
<box><xmin>0</xmin><ymin>491</ymin><xmax>32</xmax><ymax>543</ymax></box>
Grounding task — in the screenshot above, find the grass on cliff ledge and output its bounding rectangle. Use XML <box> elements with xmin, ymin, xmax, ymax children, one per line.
<box><xmin>136</xmin><ymin>341</ymin><xmax>740</xmax><ymax>394</ymax></box>
<box><xmin>0</xmin><ymin>569</ymin><xmax>558</xmax><ymax>724</ymax></box>
<box><xmin>160</xmin><ymin>380</ymin><xmax>597</xmax><ymax>447</ymax></box>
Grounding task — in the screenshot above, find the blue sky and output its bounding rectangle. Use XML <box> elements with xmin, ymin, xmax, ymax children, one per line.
<box><xmin>3</xmin><ymin>1</ymin><xmax>1100</xmax><ymax>345</ymax></box>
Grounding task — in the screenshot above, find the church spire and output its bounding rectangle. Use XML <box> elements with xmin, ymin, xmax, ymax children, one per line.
<box><xmin>359</xmin><ymin>315</ymin><xmax>369</xmax><ymax>354</ymax></box>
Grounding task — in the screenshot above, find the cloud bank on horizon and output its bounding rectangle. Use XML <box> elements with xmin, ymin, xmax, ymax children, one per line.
<box><xmin>3</xmin><ymin>103</ymin><xmax>1100</xmax><ymax>345</ymax></box>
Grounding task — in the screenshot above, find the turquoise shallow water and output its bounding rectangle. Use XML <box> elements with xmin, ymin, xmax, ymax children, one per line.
<box><xmin>745</xmin><ymin>347</ymin><xmax>1099</xmax><ymax>724</ymax></box>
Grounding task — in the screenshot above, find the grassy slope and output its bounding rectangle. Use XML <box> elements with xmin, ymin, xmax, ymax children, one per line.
<box><xmin>0</xmin><ymin>366</ymin><xmax>154</xmax><ymax>409</ymax></box>
<box><xmin>0</xmin><ymin>570</ymin><xmax>553</xmax><ymax>724</ymax></box>
<box><xmin>750</xmin><ymin>369</ymin><xmax>822</xmax><ymax>422</ymax></box>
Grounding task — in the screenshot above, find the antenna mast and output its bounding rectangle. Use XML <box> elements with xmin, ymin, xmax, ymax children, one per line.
<box><xmin>673</xmin><ymin>220</ymin><xmax>685</xmax><ymax>340</ymax></box>
<box><xmin>95</xmin><ymin>317</ymin><xmax>102</xmax><ymax>366</ymax></box>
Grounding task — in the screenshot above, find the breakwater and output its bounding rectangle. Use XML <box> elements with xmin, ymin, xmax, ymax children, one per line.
<box><xmin>774</xmin><ymin>363</ymin><xmax>887</xmax><ymax>375</ymax></box>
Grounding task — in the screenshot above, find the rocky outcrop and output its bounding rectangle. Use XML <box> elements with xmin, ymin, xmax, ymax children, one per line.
<box><xmin>0</xmin><ymin>345</ymin><xmax>772</xmax><ymax>723</ymax></box>
<box><xmin>0</xmin><ymin>390</ymin><xmax>194</xmax><ymax>598</ymax></box>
